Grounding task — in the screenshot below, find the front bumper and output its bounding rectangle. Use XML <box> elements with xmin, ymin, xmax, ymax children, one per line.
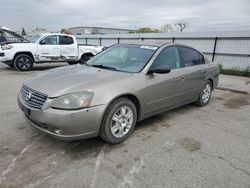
<box><xmin>0</xmin><ymin>49</ymin><xmax>14</xmax><ymax>63</ymax></box>
<box><xmin>18</xmin><ymin>93</ymin><xmax>107</xmax><ymax>141</ymax></box>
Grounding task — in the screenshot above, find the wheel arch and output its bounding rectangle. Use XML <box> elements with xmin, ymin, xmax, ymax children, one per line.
<box><xmin>80</xmin><ymin>52</ymin><xmax>94</xmax><ymax>60</ymax></box>
<box><xmin>14</xmin><ymin>52</ymin><xmax>35</xmax><ymax>61</ymax></box>
<box><xmin>103</xmin><ymin>93</ymin><xmax>142</xmax><ymax>122</ymax></box>
<box><xmin>207</xmin><ymin>78</ymin><xmax>214</xmax><ymax>90</ymax></box>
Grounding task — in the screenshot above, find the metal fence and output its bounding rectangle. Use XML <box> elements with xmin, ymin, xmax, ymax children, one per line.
<box><xmin>76</xmin><ymin>31</ymin><xmax>250</xmax><ymax>70</ymax></box>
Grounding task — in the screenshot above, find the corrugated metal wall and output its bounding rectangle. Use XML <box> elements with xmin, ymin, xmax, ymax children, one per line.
<box><xmin>76</xmin><ymin>31</ymin><xmax>250</xmax><ymax>70</ymax></box>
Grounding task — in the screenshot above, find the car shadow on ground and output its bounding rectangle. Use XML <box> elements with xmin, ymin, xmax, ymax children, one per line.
<box><xmin>31</xmin><ymin>103</ymin><xmax>197</xmax><ymax>159</ymax></box>
<box><xmin>0</xmin><ymin>63</ymin><xmax>69</xmax><ymax>72</ymax></box>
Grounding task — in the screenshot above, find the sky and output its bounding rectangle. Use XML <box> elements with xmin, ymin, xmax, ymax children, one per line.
<box><xmin>0</xmin><ymin>0</ymin><xmax>250</xmax><ymax>32</ymax></box>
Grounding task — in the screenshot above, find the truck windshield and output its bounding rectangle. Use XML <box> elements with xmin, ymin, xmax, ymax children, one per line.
<box><xmin>87</xmin><ymin>44</ymin><xmax>158</xmax><ymax>73</ymax></box>
<box><xmin>28</xmin><ymin>35</ymin><xmax>42</xmax><ymax>43</ymax></box>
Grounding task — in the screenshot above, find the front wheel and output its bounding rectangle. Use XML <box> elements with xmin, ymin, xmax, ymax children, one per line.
<box><xmin>195</xmin><ymin>81</ymin><xmax>212</xmax><ymax>106</ymax></box>
<box><xmin>14</xmin><ymin>54</ymin><xmax>34</xmax><ymax>71</ymax></box>
<box><xmin>99</xmin><ymin>98</ymin><xmax>137</xmax><ymax>144</ymax></box>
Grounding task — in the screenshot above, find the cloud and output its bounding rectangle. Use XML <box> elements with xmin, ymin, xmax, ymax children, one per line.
<box><xmin>1</xmin><ymin>0</ymin><xmax>250</xmax><ymax>31</ymax></box>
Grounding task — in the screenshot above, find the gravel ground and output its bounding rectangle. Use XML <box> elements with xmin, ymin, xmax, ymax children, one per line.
<box><xmin>0</xmin><ymin>63</ymin><xmax>250</xmax><ymax>188</ymax></box>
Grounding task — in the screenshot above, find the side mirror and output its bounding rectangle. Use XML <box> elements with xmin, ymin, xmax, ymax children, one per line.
<box><xmin>147</xmin><ymin>66</ymin><xmax>171</xmax><ymax>74</ymax></box>
<box><xmin>102</xmin><ymin>46</ymin><xmax>109</xmax><ymax>51</ymax></box>
<box><xmin>39</xmin><ymin>40</ymin><xmax>45</xmax><ymax>45</ymax></box>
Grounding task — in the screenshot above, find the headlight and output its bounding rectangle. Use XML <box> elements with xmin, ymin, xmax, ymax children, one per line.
<box><xmin>51</xmin><ymin>91</ymin><xmax>93</xmax><ymax>110</ymax></box>
<box><xmin>1</xmin><ymin>44</ymin><xmax>13</xmax><ymax>50</ymax></box>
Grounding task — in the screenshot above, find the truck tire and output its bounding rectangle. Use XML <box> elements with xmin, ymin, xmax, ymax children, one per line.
<box><xmin>80</xmin><ymin>54</ymin><xmax>93</xmax><ymax>64</ymax></box>
<box><xmin>67</xmin><ymin>62</ymin><xmax>77</xmax><ymax>65</ymax></box>
<box><xmin>14</xmin><ymin>54</ymin><xmax>34</xmax><ymax>71</ymax></box>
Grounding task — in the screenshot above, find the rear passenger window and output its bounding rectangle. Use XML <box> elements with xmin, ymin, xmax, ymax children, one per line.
<box><xmin>180</xmin><ymin>47</ymin><xmax>204</xmax><ymax>67</ymax></box>
<box><xmin>59</xmin><ymin>36</ymin><xmax>73</xmax><ymax>45</ymax></box>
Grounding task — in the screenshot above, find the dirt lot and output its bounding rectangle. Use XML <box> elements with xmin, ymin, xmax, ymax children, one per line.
<box><xmin>0</xmin><ymin>63</ymin><xmax>250</xmax><ymax>188</ymax></box>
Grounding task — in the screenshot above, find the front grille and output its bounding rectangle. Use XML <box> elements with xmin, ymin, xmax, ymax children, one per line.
<box><xmin>20</xmin><ymin>86</ymin><xmax>48</xmax><ymax>109</ymax></box>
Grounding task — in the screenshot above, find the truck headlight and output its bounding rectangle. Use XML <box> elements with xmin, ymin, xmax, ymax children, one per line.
<box><xmin>51</xmin><ymin>92</ymin><xmax>93</xmax><ymax>110</ymax></box>
<box><xmin>1</xmin><ymin>44</ymin><xmax>13</xmax><ymax>50</ymax></box>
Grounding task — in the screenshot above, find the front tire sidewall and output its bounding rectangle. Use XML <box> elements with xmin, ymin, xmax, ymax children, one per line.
<box><xmin>100</xmin><ymin>98</ymin><xmax>137</xmax><ymax>144</ymax></box>
<box><xmin>14</xmin><ymin>54</ymin><xmax>34</xmax><ymax>71</ymax></box>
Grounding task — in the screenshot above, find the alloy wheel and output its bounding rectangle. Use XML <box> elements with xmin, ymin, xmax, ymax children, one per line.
<box><xmin>18</xmin><ymin>57</ymin><xmax>32</xmax><ymax>70</ymax></box>
<box><xmin>201</xmin><ymin>83</ymin><xmax>211</xmax><ymax>104</ymax></box>
<box><xmin>111</xmin><ymin>106</ymin><xmax>134</xmax><ymax>138</ymax></box>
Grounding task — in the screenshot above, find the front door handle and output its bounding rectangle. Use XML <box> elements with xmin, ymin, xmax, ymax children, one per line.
<box><xmin>180</xmin><ymin>76</ymin><xmax>185</xmax><ymax>81</ymax></box>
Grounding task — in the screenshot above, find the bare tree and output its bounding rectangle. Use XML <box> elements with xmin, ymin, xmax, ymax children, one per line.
<box><xmin>175</xmin><ymin>22</ymin><xmax>187</xmax><ymax>32</ymax></box>
<box><xmin>160</xmin><ymin>24</ymin><xmax>174</xmax><ymax>32</ymax></box>
<box><xmin>61</xmin><ymin>28</ymin><xmax>71</xmax><ymax>34</ymax></box>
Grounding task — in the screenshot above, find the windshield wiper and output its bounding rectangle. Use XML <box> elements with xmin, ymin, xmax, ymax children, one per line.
<box><xmin>91</xmin><ymin>64</ymin><xmax>117</xmax><ymax>70</ymax></box>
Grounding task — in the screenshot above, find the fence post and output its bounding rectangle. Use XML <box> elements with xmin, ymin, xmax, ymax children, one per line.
<box><xmin>172</xmin><ymin>37</ymin><xmax>175</xmax><ymax>42</ymax></box>
<box><xmin>99</xmin><ymin>38</ymin><xmax>102</xmax><ymax>46</ymax></box>
<box><xmin>117</xmin><ymin>37</ymin><xmax>120</xmax><ymax>44</ymax></box>
<box><xmin>212</xmin><ymin>37</ymin><xmax>218</xmax><ymax>62</ymax></box>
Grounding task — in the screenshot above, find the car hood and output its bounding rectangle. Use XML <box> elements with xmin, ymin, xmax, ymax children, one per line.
<box><xmin>11</xmin><ymin>43</ymin><xmax>35</xmax><ymax>47</ymax></box>
<box><xmin>25</xmin><ymin>65</ymin><xmax>133</xmax><ymax>97</ymax></box>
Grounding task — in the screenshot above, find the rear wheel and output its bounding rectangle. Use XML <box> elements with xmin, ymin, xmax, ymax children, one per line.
<box><xmin>67</xmin><ymin>62</ymin><xmax>77</xmax><ymax>65</ymax></box>
<box><xmin>14</xmin><ymin>54</ymin><xmax>33</xmax><ymax>71</ymax></box>
<box><xmin>195</xmin><ymin>81</ymin><xmax>212</xmax><ymax>106</ymax></box>
<box><xmin>99</xmin><ymin>98</ymin><xmax>137</xmax><ymax>144</ymax></box>
<box><xmin>79</xmin><ymin>54</ymin><xmax>93</xmax><ymax>64</ymax></box>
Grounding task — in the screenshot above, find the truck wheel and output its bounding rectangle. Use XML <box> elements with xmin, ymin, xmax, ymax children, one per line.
<box><xmin>80</xmin><ymin>54</ymin><xmax>93</xmax><ymax>64</ymax></box>
<box><xmin>14</xmin><ymin>54</ymin><xmax>33</xmax><ymax>71</ymax></box>
<box><xmin>67</xmin><ymin>62</ymin><xmax>77</xmax><ymax>65</ymax></box>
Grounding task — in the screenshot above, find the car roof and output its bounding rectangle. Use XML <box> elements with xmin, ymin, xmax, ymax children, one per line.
<box><xmin>116</xmin><ymin>42</ymin><xmax>202</xmax><ymax>52</ymax></box>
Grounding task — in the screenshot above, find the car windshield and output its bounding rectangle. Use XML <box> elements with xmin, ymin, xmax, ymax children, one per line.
<box><xmin>27</xmin><ymin>35</ymin><xmax>42</xmax><ymax>43</ymax></box>
<box><xmin>87</xmin><ymin>44</ymin><xmax>158</xmax><ymax>73</ymax></box>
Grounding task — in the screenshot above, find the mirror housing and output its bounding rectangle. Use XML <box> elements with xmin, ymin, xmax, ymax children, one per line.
<box><xmin>147</xmin><ymin>66</ymin><xmax>171</xmax><ymax>74</ymax></box>
<box><xmin>39</xmin><ymin>40</ymin><xmax>45</xmax><ymax>45</ymax></box>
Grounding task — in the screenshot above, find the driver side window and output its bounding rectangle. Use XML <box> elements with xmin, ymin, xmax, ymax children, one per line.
<box><xmin>151</xmin><ymin>47</ymin><xmax>181</xmax><ymax>69</ymax></box>
<box><xmin>40</xmin><ymin>35</ymin><xmax>58</xmax><ymax>45</ymax></box>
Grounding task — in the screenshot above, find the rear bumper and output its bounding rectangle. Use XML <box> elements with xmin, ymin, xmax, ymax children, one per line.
<box><xmin>18</xmin><ymin>93</ymin><xmax>107</xmax><ymax>141</ymax></box>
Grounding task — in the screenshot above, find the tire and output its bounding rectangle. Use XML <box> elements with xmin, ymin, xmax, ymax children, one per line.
<box><xmin>14</xmin><ymin>54</ymin><xmax>33</xmax><ymax>71</ymax></box>
<box><xmin>67</xmin><ymin>62</ymin><xmax>77</xmax><ymax>65</ymax></box>
<box><xmin>99</xmin><ymin>98</ymin><xmax>137</xmax><ymax>144</ymax></box>
<box><xmin>79</xmin><ymin>54</ymin><xmax>93</xmax><ymax>64</ymax></box>
<box><xmin>195</xmin><ymin>81</ymin><xmax>212</xmax><ymax>106</ymax></box>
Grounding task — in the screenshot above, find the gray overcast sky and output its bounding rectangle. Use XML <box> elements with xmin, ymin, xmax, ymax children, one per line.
<box><xmin>1</xmin><ymin>0</ymin><xmax>250</xmax><ymax>31</ymax></box>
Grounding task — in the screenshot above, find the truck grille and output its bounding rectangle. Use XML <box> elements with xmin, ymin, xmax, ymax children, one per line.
<box><xmin>20</xmin><ymin>86</ymin><xmax>48</xmax><ymax>109</ymax></box>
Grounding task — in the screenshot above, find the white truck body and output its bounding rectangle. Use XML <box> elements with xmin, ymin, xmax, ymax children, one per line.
<box><xmin>0</xmin><ymin>33</ymin><xmax>103</xmax><ymax>70</ymax></box>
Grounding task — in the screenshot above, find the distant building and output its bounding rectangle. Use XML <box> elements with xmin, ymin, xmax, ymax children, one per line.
<box><xmin>68</xmin><ymin>26</ymin><xmax>136</xmax><ymax>35</ymax></box>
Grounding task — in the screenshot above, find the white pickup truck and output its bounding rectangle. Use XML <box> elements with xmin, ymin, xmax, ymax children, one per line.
<box><xmin>0</xmin><ymin>33</ymin><xmax>103</xmax><ymax>71</ymax></box>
